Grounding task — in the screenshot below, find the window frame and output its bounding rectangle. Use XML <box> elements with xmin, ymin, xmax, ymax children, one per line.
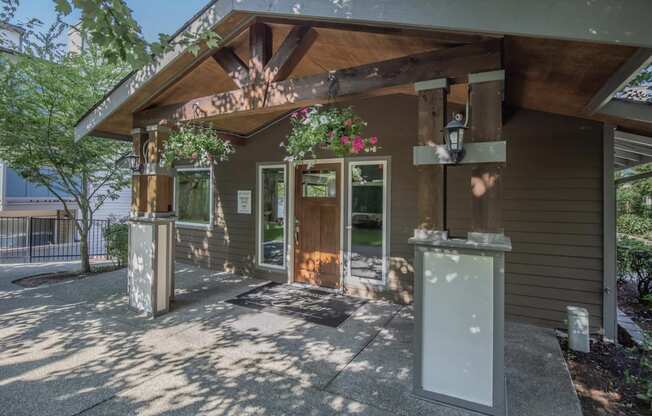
<box><xmin>174</xmin><ymin>165</ymin><xmax>214</xmax><ymax>230</ymax></box>
<box><xmin>346</xmin><ymin>159</ymin><xmax>389</xmax><ymax>285</ymax></box>
<box><xmin>256</xmin><ymin>163</ymin><xmax>288</xmax><ymax>271</ymax></box>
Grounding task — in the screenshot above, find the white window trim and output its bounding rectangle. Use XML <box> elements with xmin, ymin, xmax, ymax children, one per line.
<box><xmin>347</xmin><ymin>159</ymin><xmax>389</xmax><ymax>286</ymax></box>
<box><xmin>174</xmin><ymin>165</ymin><xmax>214</xmax><ymax>230</ymax></box>
<box><xmin>256</xmin><ymin>164</ymin><xmax>287</xmax><ymax>271</ymax></box>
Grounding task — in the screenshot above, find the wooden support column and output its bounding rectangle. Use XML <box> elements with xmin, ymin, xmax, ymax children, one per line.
<box><xmin>131</xmin><ymin>128</ymin><xmax>148</xmax><ymax>215</ymax></box>
<box><xmin>416</xmin><ymin>79</ymin><xmax>447</xmax><ymax>232</ymax></box>
<box><xmin>469</xmin><ymin>70</ymin><xmax>504</xmax><ymax>235</ymax></box>
<box><xmin>144</xmin><ymin>126</ymin><xmax>173</xmax><ymax>214</ymax></box>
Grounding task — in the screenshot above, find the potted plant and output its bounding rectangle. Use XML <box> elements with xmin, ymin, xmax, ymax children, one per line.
<box><xmin>282</xmin><ymin>106</ymin><xmax>379</xmax><ymax>161</ymax></box>
<box><xmin>162</xmin><ymin>124</ymin><xmax>235</xmax><ymax>166</ymax></box>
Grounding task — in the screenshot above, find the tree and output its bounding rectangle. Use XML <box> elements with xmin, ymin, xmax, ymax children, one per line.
<box><xmin>1</xmin><ymin>0</ymin><xmax>221</xmax><ymax>68</ymax></box>
<box><xmin>617</xmin><ymin>164</ymin><xmax>652</xmax><ymax>239</ymax></box>
<box><xmin>0</xmin><ymin>43</ymin><xmax>132</xmax><ymax>272</ymax></box>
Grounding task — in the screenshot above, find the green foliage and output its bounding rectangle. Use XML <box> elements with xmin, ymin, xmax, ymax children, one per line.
<box><xmin>163</xmin><ymin>124</ymin><xmax>235</xmax><ymax>167</ymax></box>
<box><xmin>637</xmin><ymin>332</ymin><xmax>652</xmax><ymax>407</ymax></box>
<box><xmin>0</xmin><ymin>42</ymin><xmax>131</xmax><ymax>271</ymax></box>
<box><xmin>282</xmin><ymin>106</ymin><xmax>380</xmax><ymax>161</ymax></box>
<box><xmin>617</xmin><ymin>164</ymin><xmax>652</xmax><ymax>240</ymax></box>
<box><xmin>104</xmin><ymin>222</ymin><xmax>128</xmax><ymax>266</ymax></box>
<box><xmin>618</xmin><ymin>214</ymin><xmax>652</xmax><ymax>238</ymax></box>
<box><xmin>618</xmin><ymin>238</ymin><xmax>652</xmax><ymax>299</ymax></box>
<box><xmin>2</xmin><ymin>0</ymin><xmax>222</xmax><ymax>68</ymax></box>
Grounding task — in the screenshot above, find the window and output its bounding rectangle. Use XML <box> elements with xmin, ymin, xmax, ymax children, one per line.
<box><xmin>257</xmin><ymin>165</ymin><xmax>287</xmax><ymax>269</ymax></box>
<box><xmin>348</xmin><ymin>161</ymin><xmax>387</xmax><ymax>283</ymax></box>
<box><xmin>302</xmin><ymin>169</ymin><xmax>337</xmax><ymax>198</ymax></box>
<box><xmin>175</xmin><ymin>167</ymin><xmax>212</xmax><ymax>228</ymax></box>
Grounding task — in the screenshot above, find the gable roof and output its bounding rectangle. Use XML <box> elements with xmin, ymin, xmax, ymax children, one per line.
<box><xmin>75</xmin><ymin>0</ymin><xmax>652</xmax><ymax>140</ymax></box>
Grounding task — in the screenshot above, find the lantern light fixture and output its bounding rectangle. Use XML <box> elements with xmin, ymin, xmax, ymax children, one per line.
<box><xmin>444</xmin><ymin>112</ymin><xmax>467</xmax><ymax>163</ymax></box>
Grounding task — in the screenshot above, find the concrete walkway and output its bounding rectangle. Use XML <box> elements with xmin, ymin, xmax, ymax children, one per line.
<box><xmin>0</xmin><ymin>262</ymin><xmax>582</xmax><ymax>416</ymax></box>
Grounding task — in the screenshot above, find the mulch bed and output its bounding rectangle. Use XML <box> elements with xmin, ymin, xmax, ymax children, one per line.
<box><xmin>559</xmin><ymin>336</ymin><xmax>650</xmax><ymax>416</ymax></box>
<box><xmin>12</xmin><ymin>264</ymin><xmax>125</xmax><ymax>288</ymax></box>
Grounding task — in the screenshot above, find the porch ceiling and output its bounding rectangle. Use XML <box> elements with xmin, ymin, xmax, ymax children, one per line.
<box><xmin>80</xmin><ymin>15</ymin><xmax>648</xmax><ymax>141</ymax></box>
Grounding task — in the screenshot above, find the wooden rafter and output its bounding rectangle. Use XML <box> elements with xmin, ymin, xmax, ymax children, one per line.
<box><xmin>584</xmin><ymin>48</ymin><xmax>652</xmax><ymax>115</ymax></box>
<box><xmin>616</xmin><ymin>171</ymin><xmax>652</xmax><ymax>185</ymax></box>
<box><xmin>248</xmin><ymin>22</ymin><xmax>273</xmax><ymax>84</ymax></box>
<box><xmin>213</xmin><ymin>23</ymin><xmax>317</xmax><ymax>91</ymax></box>
<box><xmin>212</xmin><ymin>48</ymin><xmax>250</xmax><ymax>88</ymax></box>
<box><xmin>264</xmin><ymin>25</ymin><xmax>317</xmax><ymax>82</ymax></box>
<box><xmin>134</xmin><ymin>39</ymin><xmax>501</xmax><ymax>127</ymax></box>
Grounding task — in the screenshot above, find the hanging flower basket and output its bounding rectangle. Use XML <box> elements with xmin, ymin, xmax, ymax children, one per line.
<box><xmin>162</xmin><ymin>124</ymin><xmax>235</xmax><ymax>167</ymax></box>
<box><xmin>281</xmin><ymin>106</ymin><xmax>379</xmax><ymax>161</ymax></box>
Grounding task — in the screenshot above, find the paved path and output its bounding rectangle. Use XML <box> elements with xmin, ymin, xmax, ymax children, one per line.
<box><xmin>0</xmin><ymin>262</ymin><xmax>582</xmax><ymax>416</ymax></box>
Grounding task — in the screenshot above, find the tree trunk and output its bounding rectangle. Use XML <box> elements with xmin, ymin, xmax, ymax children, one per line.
<box><xmin>79</xmin><ymin>226</ymin><xmax>91</xmax><ymax>273</ymax></box>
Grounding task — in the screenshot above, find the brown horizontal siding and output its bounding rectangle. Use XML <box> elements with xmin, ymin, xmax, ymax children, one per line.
<box><xmin>447</xmin><ymin>108</ymin><xmax>604</xmax><ymax>331</ymax></box>
<box><xmin>174</xmin><ymin>94</ymin><xmax>604</xmax><ymax>331</ymax></box>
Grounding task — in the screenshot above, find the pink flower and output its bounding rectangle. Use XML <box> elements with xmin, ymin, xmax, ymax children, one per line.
<box><xmin>352</xmin><ymin>136</ymin><xmax>365</xmax><ymax>153</ymax></box>
<box><xmin>340</xmin><ymin>135</ymin><xmax>350</xmax><ymax>144</ymax></box>
<box><xmin>369</xmin><ymin>136</ymin><xmax>378</xmax><ymax>145</ymax></box>
<box><xmin>328</xmin><ymin>131</ymin><xmax>335</xmax><ymax>138</ymax></box>
<box><xmin>343</xmin><ymin>118</ymin><xmax>353</xmax><ymax>127</ymax></box>
<box><xmin>191</xmin><ymin>152</ymin><xmax>198</xmax><ymax>160</ymax></box>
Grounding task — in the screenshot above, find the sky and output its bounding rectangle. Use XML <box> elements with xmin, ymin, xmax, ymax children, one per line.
<box><xmin>12</xmin><ymin>0</ymin><xmax>210</xmax><ymax>41</ymax></box>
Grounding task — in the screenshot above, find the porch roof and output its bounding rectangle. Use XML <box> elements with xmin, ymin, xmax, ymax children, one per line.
<box><xmin>74</xmin><ymin>0</ymin><xmax>652</xmax><ymax>142</ymax></box>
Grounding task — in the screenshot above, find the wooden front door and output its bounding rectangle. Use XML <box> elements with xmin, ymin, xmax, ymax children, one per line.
<box><xmin>294</xmin><ymin>163</ymin><xmax>341</xmax><ymax>289</ymax></box>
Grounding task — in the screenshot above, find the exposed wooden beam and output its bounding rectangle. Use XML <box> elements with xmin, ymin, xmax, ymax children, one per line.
<box><xmin>212</xmin><ymin>48</ymin><xmax>250</xmax><ymax>88</ymax></box>
<box><xmin>599</xmin><ymin>98</ymin><xmax>652</xmax><ymax>124</ymax></box>
<box><xmin>265</xmin><ymin>25</ymin><xmax>318</xmax><ymax>82</ymax></box>
<box><xmin>249</xmin><ymin>22</ymin><xmax>273</xmax><ymax>84</ymax></box>
<box><xmin>614</xmin><ymin>141</ymin><xmax>652</xmax><ymax>157</ymax></box>
<box><xmin>615</xmin><ymin>130</ymin><xmax>652</xmax><ymax>147</ymax></box>
<box><xmin>584</xmin><ymin>48</ymin><xmax>652</xmax><ymax>115</ymax></box>
<box><xmin>616</xmin><ymin>170</ymin><xmax>652</xmax><ymax>185</ymax></box>
<box><xmin>134</xmin><ymin>39</ymin><xmax>501</xmax><ymax>127</ymax></box>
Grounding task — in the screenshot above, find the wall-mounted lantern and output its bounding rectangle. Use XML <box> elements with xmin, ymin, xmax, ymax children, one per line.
<box><xmin>117</xmin><ymin>153</ymin><xmax>143</xmax><ymax>173</ymax></box>
<box><xmin>444</xmin><ymin>112</ymin><xmax>467</xmax><ymax>163</ymax></box>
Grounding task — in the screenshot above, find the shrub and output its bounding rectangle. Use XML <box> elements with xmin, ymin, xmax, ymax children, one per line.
<box><xmin>618</xmin><ymin>213</ymin><xmax>652</xmax><ymax>238</ymax></box>
<box><xmin>618</xmin><ymin>238</ymin><xmax>652</xmax><ymax>300</ymax></box>
<box><xmin>638</xmin><ymin>332</ymin><xmax>652</xmax><ymax>408</ymax></box>
<box><xmin>105</xmin><ymin>222</ymin><xmax>128</xmax><ymax>267</ymax></box>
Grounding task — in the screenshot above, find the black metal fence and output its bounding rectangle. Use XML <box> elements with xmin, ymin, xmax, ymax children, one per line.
<box><xmin>0</xmin><ymin>217</ymin><xmax>109</xmax><ymax>263</ymax></box>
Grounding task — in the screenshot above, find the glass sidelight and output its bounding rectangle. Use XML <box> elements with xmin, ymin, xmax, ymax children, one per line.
<box><xmin>257</xmin><ymin>165</ymin><xmax>287</xmax><ymax>269</ymax></box>
<box><xmin>348</xmin><ymin>161</ymin><xmax>387</xmax><ymax>283</ymax></box>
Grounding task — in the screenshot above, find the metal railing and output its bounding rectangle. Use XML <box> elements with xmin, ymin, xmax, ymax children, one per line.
<box><xmin>0</xmin><ymin>217</ymin><xmax>109</xmax><ymax>263</ymax></box>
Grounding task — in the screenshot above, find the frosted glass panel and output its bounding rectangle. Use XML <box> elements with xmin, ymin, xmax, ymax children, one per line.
<box><xmin>421</xmin><ymin>251</ymin><xmax>494</xmax><ymax>406</ymax></box>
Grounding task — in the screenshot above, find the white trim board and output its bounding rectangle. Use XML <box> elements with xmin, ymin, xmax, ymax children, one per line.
<box><xmin>256</xmin><ymin>163</ymin><xmax>288</xmax><ymax>271</ymax></box>
<box><xmin>346</xmin><ymin>159</ymin><xmax>389</xmax><ymax>286</ymax></box>
<box><xmin>173</xmin><ymin>165</ymin><xmax>214</xmax><ymax>230</ymax></box>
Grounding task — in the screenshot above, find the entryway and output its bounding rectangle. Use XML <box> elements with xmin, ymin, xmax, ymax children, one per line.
<box><xmin>293</xmin><ymin>162</ymin><xmax>342</xmax><ymax>289</ymax></box>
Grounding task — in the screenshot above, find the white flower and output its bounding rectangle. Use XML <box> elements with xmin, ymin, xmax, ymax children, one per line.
<box><xmin>319</xmin><ymin>116</ymin><xmax>328</xmax><ymax>124</ymax></box>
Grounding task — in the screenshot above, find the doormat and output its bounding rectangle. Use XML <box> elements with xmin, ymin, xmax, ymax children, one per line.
<box><xmin>226</xmin><ymin>283</ymin><xmax>366</xmax><ymax>328</ymax></box>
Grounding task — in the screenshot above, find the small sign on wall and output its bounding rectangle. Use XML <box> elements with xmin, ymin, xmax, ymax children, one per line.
<box><xmin>237</xmin><ymin>190</ymin><xmax>252</xmax><ymax>214</ymax></box>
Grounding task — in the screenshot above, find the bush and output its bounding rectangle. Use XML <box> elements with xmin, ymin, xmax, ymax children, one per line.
<box><xmin>618</xmin><ymin>238</ymin><xmax>652</xmax><ymax>300</ymax></box>
<box><xmin>618</xmin><ymin>213</ymin><xmax>652</xmax><ymax>238</ymax></box>
<box><xmin>105</xmin><ymin>222</ymin><xmax>128</xmax><ymax>267</ymax></box>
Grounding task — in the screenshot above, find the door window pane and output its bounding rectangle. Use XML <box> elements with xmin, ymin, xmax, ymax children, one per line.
<box><xmin>177</xmin><ymin>170</ymin><xmax>211</xmax><ymax>225</ymax></box>
<box><xmin>302</xmin><ymin>170</ymin><xmax>336</xmax><ymax>197</ymax></box>
<box><xmin>350</xmin><ymin>164</ymin><xmax>384</xmax><ymax>281</ymax></box>
<box><xmin>260</xmin><ymin>167</ymin><xmax>286</xmax><ymax>267</ymax></box>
